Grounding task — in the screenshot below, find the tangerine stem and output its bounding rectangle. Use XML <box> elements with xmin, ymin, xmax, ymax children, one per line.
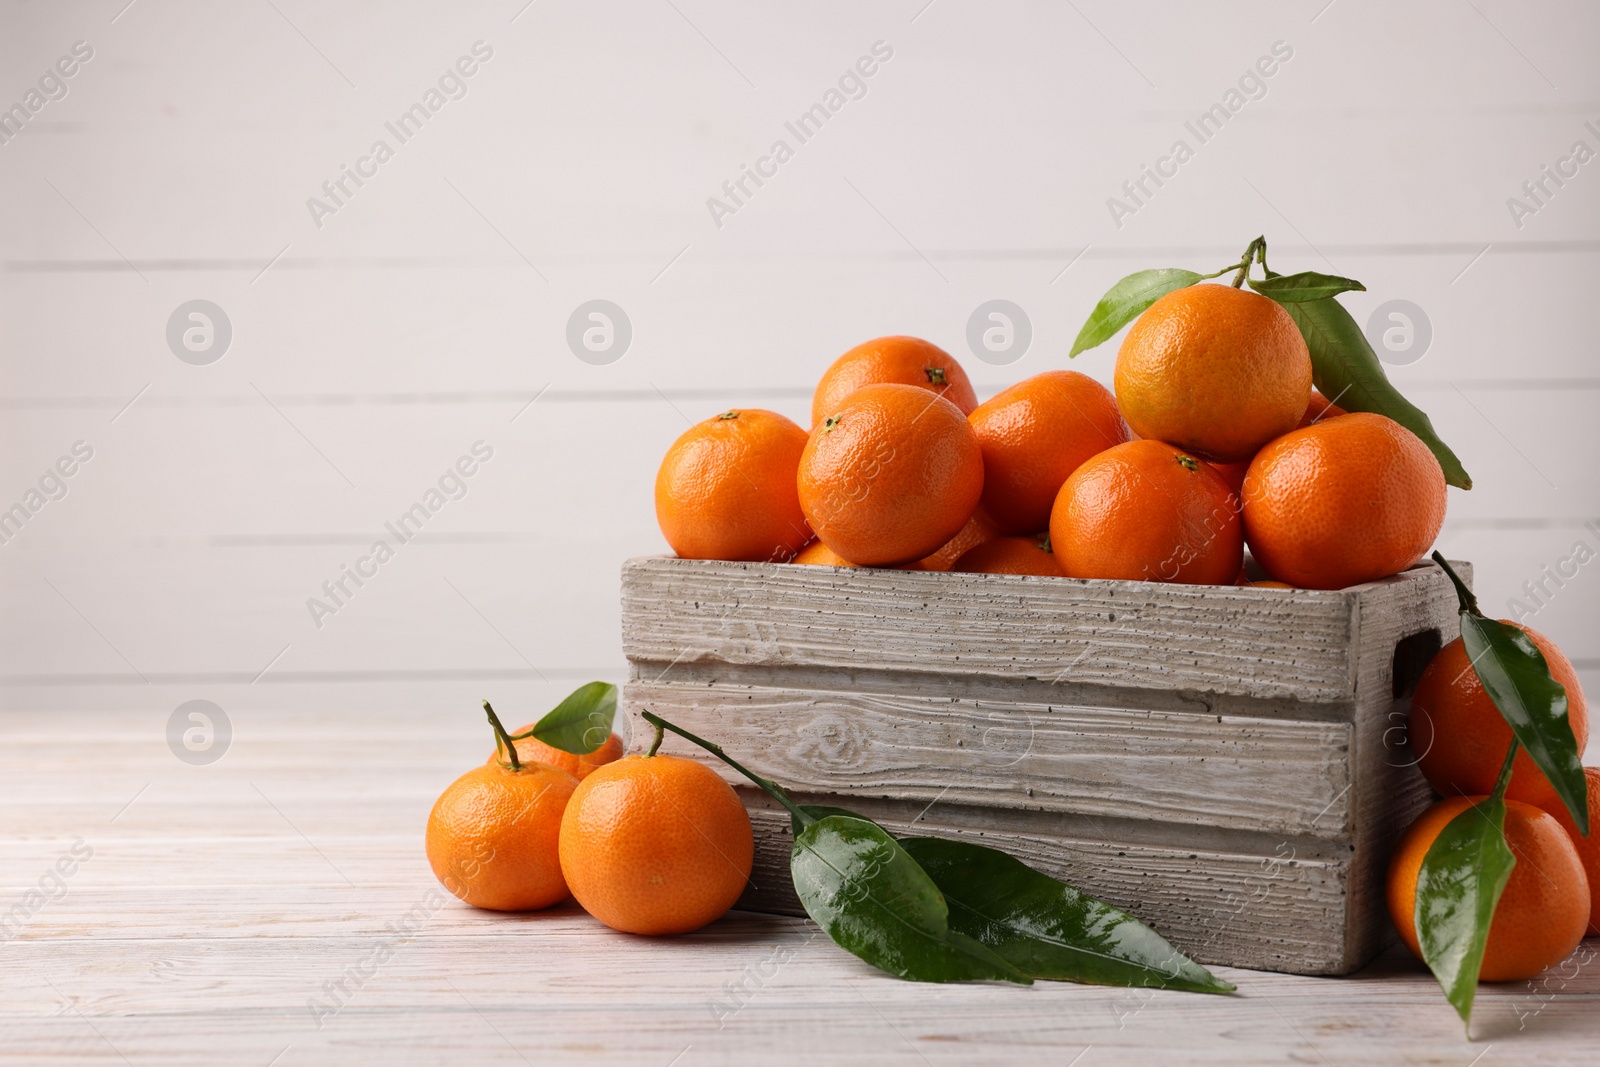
<box><xmin>641</xmin><ymin>711</ymin><xmax>813</xmax><ymax>827</ymax></box>
<box><xmin>1230</xmin><ymin>236</ymin><xmax>1263</xmax><ymax>288</ymax></box>
<box><xmin>1254</xmin><ymin>237</ymin><xmax>1274</xmax><ymax>278</ymax></box>
<box><xmin>1431</xmin><ymin>551</ymin><xmax>1482</xmax><ymax>617</ymax></box>
<box><xmin>482</xmin><ymin>699</ymin><xmax>521</xmax><ymax>772</ymax></box>
<box><xmin>1196</xmin><ymin>260</ymin><xmax>1247</xmax><ymax>282</ymax></box>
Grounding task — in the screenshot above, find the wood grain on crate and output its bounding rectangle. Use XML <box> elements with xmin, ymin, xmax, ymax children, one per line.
<box><xmin>623</xmin><ymin>557</ymin><xmax>1421</xmax><ymax>701</ymax></box>
<box><xmin>628</xmin><ymin>678</ymin><xmax>1356</xmax><ymax>839</ymax></box>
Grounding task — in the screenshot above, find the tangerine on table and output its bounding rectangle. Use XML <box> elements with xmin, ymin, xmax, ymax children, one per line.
<box><xmin>1049</xmin><ymin>439</ymin><xmax>1242</xmax><ymax>585</ymax></box>
<box><xmin>797</xmin><ymin>383</ymin><xmax>983</xmax><ymax>566</ymax></box>
<box><xmin>1410</xmin><ymin>624</ymin><xmax>1589</xmax><ymax>809</ymax></box>
<box><xmin>655</xmin><ymin>409</ymin><xmax>812</xmax><ymax>563</ymax></box>
<box><xmin>1544</xmin><ymin>766</ymin><xmax>1600</xmax><ymax>936</ymax></box>
<box><xmin>967</xmin><ymin>370</ymin><xmax>1129</xmax><ymax>535</ymax></box>
<box><xmin>494</xmin><ymin>728</ymin><xmax>624</xmax><ymax>781</ymax></box>
<box><xmin>1241</xmin><ymin>412</ymin><xmax>1446</xmax><ymax>590</ymax></box>
<box><xmin>811</xmin><ymin>336</ymin><xmax>977</xmax><ymax>426</ymax></box>
<box><xmin>1114</xmin><ymin>284</ymin><xmax>1312</xmax><ymax>462</ymax></box>
<box><xmin>426</xmin><ymin>756</ymin><xmax>578</xmax><ymax>912</ymax></box>
<box><xmin>919</xmin><ymin>506</ymin><xmax>1001</xmax><ymax>571</ymax></box>
<box><xmin>1387</xmin><ymin>795</ymin><xmax>1589</xmax><ymax>982</ymax></box>
<box><xmin>953</xmin><ymin>535</ymin><xmax>1063</xmax><ymax>577</ymax></box>
<box><xmin>559</xmin><ymin>753</ymin><xmax>754</xmax><ymax>935</ymax></box>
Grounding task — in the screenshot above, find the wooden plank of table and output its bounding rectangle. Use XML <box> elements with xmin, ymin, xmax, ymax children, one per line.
<box><xmin>4</xmin><ymin>702</ymin><xmax>1598</xmax><ymax>1065</ymax></box>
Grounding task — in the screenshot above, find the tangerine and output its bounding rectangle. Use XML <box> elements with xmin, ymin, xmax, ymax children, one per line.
<box><xmin>559</xmin><ymin>754</ymin><xmax>753</xmax><ymax>935</ymax></box>
<box><xmin>1410</xmin><ymin>625</ymin><xmax>1589</xmax><ymax>809</ymax></box>
<box><xmin>812</xmin><ymin>336</ymin><xmax>977</xmax><ymax>426</ymax></box>
<box><xmin>1298</xmin><ymin>387</ymin><xmax>1348</xmax><ymax>428</ymax></box>
<box><xmin>1049</xmin><ymin>439</ymin><xmax>1242</xmax><ymax>585</ymax></box>
<box><xmin>953</xmin><ymin>535</ymin><xmax>1063</xmax><ymax>577</ymax></box>
<box><xmin>1544</xmin><ymin>766</ymin><xmax>1600</xmax><ymax>936</ymax></box>
<box><xmin>1114</xmin><ymin>284</ymin><xmax>1312</xmax><ymax>462</ymax></box>
<box><xmin>1387</xmin><ymin>795</ymin><xmax>1589</xmax><ymax>982</ymax></box>
<box><xmin>968</xmin><ymin>370</ymin><xmax>1129</xmax><ymax>535</ymax></box>
<box><xmin>798</xmin><ymin>383</ymin><xmax>983</xmax><ymax>566</ymax></box>
<box><xmin>1242</xmin><ymin>413</ymin><xmax>1446</xmax><ymax>590</ymax></box>
<box><xmin>919</xmin><ymin>507</ymin><xmax>1002</xmax><ymax>571</ymax></box>
<box><xmin>654</xmin><ymin>409</ymin><xmax>811</xmax><ymax>562</ymax></box>
<box><xmin>427</xmin><ymin>743</ymin><xmax>577</xmax><ymax>912</ymax></box>
<box><xmin>791</xmin><ymin>541</ymin><xmax>925</xmax><ymax>569</ymax></box>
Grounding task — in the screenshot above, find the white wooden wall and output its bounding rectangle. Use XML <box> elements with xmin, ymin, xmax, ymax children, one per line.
<box><xmin>1</xmin><ymin>0</ymin><xmax>1596</xmax><ymax>741</ymax></box>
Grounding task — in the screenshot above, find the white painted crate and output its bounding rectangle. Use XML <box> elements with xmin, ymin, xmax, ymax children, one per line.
<box><xmin>620</xmin><ymin>556</ymin><xmax>1465</xmax><ymax>975</ymax></box>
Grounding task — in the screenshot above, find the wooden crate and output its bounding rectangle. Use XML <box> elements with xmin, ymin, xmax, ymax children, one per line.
<box><xmin>619</xmin><ymin>556</ymin><xmax>1465</xmax><ymax>976</ymax></box>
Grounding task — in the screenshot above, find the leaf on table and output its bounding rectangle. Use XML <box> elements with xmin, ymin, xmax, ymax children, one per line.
<box><xmin>901</xmin><ymin>837</ymin><xmax>1233</xmax><ymax>993</ymax></box>
<box><xmin>1416</xmin><ymin>799</ymin><xmax>1515</xmax><ymax>1029</ymax></box>
<box><xmin>1268</xmin><ymin>295</ymin><xmax>1471</xmax><ymax>489</ymax></box>
<box><xmin>526</xmin><ymin>681</ymin><xmax>617</xmax><ymax>755</ymax></box>
<box><xmin>790</xmin><ymin>815</ymin><xmax>1031</xmax><ymax>984</ymax></box>
<box><xmin>1459</xmin><ymin>614</ymin><xmax>1587</xmax><ymax>834</ymax></box>
<box><xmin>1246</xmin><ymin>271</ymin><xmax>1366</xmax><ymax>302</ymax></box>
<box><xmin>1069</xmin><ymin>268</ymin><xmax>1202</xmax><ymax>357</ymax></box>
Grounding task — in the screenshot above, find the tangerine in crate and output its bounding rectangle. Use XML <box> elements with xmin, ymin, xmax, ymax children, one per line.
<box><xmin>798</xmin><ymin>383</ymin><xmax>983</xmax><ymax>566</ymax></box>
<box><xmin>811</xmin><ymin>335</ymin><xmax>977</xmax><ymax>425</ymax></box>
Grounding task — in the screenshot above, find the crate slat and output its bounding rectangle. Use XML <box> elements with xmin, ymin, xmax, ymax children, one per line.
<box><xmin>623</xmin><ymin>557</ymin><xmax>1366</xmax><ymax>701</ymax></box>
<box><xmin>628</xmin><ymin>678</ymin><xmax>1356</xmax><ymax>839</ymax></box>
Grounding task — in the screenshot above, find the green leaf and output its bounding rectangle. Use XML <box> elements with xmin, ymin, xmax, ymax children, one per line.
<box><xmin>1069</xmin><ymin>268</ymin><xmax>1202</xmax><ymax>357</ymax></box>
<box><xmin>1269</xmin><ymin>296</ymin><xmax>1471</xmax><ymax>489</ymax></box>
<box><xmin>1416</xmin><ymin>799</ymin><xmax>1516</xmax><ymax>1029</ymax></box>
<box><xmin>526</xmin><ymin>681</ymin><xmax>617</xmax><ymax>755</ymax></box>
<box><xmin>901</xmin><ymin>837</ymin><xmax>1233</xmax><ymax>993</ymax></box>
<box><xmin>1459</xmin><ymin>615</ymin><xmax>1587</xmax><ymax>834</ymax></box>
<box><xmin>790</xmin><ymin>804</ymin><xmax>871</xmax><ymax>838</ymax></box>
<box><xmin>790</xmin><ymin>815</ymin><xmax>1031</xmax><ymax>984</ymax></box>
<box><xmin>1247</xmin><ymin>271</ymin><xmax>1366</xmax><ymax>302</ymax></box>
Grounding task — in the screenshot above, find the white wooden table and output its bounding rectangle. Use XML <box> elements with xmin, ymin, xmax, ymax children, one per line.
<box><xmin>4</xmin><ymin>700</ymin><xmax>1596</xmax><ymax>1065</ymax></box>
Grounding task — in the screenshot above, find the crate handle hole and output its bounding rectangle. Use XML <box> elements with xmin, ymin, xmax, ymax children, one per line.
<box><xmin>1392</xmin><ymin>628</ymin><xmax>1443</xmax><ymax>699</ymax></box>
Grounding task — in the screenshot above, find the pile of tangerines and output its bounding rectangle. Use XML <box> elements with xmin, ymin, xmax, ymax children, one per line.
<box><xmin>654</xmin><ymin>285</ymin><xmax>1445</xmax><ymax>590</ymax></box>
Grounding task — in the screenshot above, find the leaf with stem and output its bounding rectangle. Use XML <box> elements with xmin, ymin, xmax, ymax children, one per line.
<box><xmin>1431</xmin><ymin>554</ymin><xmax>1586</xmax><ymax>833</ymax></box>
